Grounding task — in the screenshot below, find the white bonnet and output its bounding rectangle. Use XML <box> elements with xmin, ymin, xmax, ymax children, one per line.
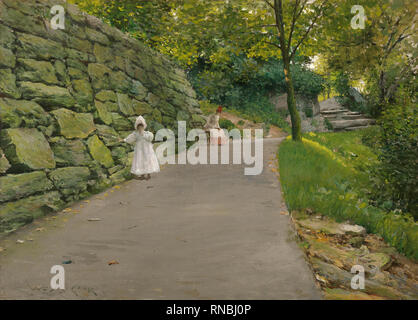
<box><xmin>134</xmin><ymin>115</ymin><xmax>147</xmax><ymax>130</ymax></box>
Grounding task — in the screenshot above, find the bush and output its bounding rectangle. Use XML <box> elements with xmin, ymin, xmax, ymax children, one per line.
<box><xmin>370</xmin><ymin>105</ymin><xmax>418</xmax><ymax>218</ymax></box>
<box><xmin>219</xmin><ymin>118</ymin><xmax>236</xmax><ymax>131</ymax></box>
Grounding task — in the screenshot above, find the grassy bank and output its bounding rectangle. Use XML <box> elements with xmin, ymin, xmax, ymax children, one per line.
<box><xmin>278</xmin><ymin>130</ymin><xmax>417</xmax><ymax>260</ymax></box>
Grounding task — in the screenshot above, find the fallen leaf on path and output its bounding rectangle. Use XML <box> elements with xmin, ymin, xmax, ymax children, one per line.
<box><xmin>0</xmin><ymin>247</ymin><xmax>5</xmax><ymax>253</ymax></box>
<box><xmin>87</xmin><ymin>218</ymin><xmax>102</xmax><ymax>222</ymax></box>
<box><xmin>63</xmin><ymin>208</ymin><xmax>72</xmax><ymax>213</ymax></box>
<box><xmin>108</xmin><ymin>260</ymin><xmax>119</xmax><ymax>265</ymax></box>
<box><xmin>16</xmin><ymin>240</ymin><xmax>25</xmax><ymax>244</ymax></box>
<box><xmin>35</xmin><ymin>227</ymin><xmax>45</xmax><ymax>232</ymax></box>
<box><xmin>112</xmin><ymin>186</ymin><xmax>121</xmax><ymax>189</ymax></box>
<box><xmin>62</xmin><ymin>260</ymin><xmax>72</xmax><ymax>264</ymax></box>
<box><xmin>84</xmin><ymin>200</ymin><xmax>90</xmax><ymax>203</ymax></box>
<box><xmin>280</xmin><ymin>211</ymin><xmax>289</xmax><ymax>216</ymax></box>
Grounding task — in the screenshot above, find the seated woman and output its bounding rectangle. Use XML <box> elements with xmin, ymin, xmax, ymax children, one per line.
<box><xmin>203</xmin><ymin>106</ymin><xmax>228</xmax><ymax>145</ymax></box>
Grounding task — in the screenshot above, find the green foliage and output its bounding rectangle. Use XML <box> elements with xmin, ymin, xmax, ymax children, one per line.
<box><xmin>219</xmin><ymin>119</ymin><xmax>236</xmax><ymax>131</ymax></box>
<box><xmin>368</xmin><ymin>105</ymin><xmax>418</xmax><ymax>218</ymax></box>
<box><xmin>278</xmin><ymin>134</ymin><xmax>418</xmax><ymax>260</ymax></box>
<box><xmin>190</xmin><ymin>57</ymin><xmax>323</xmax><ymax>129</ymax></box>
<box><xmin>324</xmin><ymin>118</ymin><xmax>333</xmax><ymax>131</ymax></box>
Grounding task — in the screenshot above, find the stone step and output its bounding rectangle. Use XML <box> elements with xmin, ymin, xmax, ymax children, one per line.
<box><xmin>330</xmin><ymin>118</ymin><xmax>375</xmax><ymax>130</ymax></box>
<box><xmin>321</xmin><ymin>109</ymin><xmax>346</xmax><ymax>115</ymax></box>
<box><xmin>344</xmin><ymin>125</ymin><xmax>372</xmax><ymax>131</ymax></box>
<box><xmin>341</xmin><ymin>114</ymin><xmax>366</xmax><ymax>120</ymax></box>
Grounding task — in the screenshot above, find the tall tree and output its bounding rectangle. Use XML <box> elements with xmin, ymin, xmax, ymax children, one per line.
<box><xmin>254</xmin><ymin>0</ymin><xmax>332</xmax><ymax>141</ymax></box>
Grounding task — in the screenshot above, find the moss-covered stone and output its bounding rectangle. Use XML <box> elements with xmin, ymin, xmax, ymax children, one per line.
<box><xmin>20</xmin><ymin>82</ymin><xmax>75</xmax><ymax>109</ymax></box>
<box><xmin>85</xmin><ymin>28</ymin><xmax>110</xmax><ymax>45</ymax></box>
<box><xmin>16</xmin><ymin>59</ymin><xmax>59</xmax><ymax>85</ymax></box>
<box><xmin>109</xmin><ymin>167</ymin><xmax>130</xmax><ymax>185</ymax></box>
<box><xmin>94</xmin><ymin>100</ymin><xmax>113</xmax><ymax>125</ymax></box>
<box><xmin>87</xmin><ymin>135</ymin><xmax>114</xmax><ymax>168</ymax></box>
<box><xmin>177</xmin><ymin>110</ymin><xmax>190</xmax><ymax>121</ymax></box>
<box><xmin>49</xmin><ymin>167</ymin><xmax>90</xmax><ymax>192</ymax></box>
<box><xmin>0</xmin><ymin>147</ymin><xmax>11</xmax><ymax>174</ymax></box>
<box><xmin>0</xmin><ymin>171</ymin><xmax>54</xmax><ymax>202</ymax></box>
<box><xmin>109</xmin><ymin>70</ymin><xmax>132</xmax><ymax>93</ymax></box>
<box><xmin>0</xmin><ymin>98</ymin><xmax>50</xmax><ymax>129</ymax></box>
<box><xmin>151</xmin><ymin>109</ymin><xmax>163</xmax><ymax>123</ymax></box>
<box><xmin>51</xmin><ymin>108</ymin><xmax>95</xmax><ymax>139</ymax></box>
<box><xmin>0</xmin><ymin>128</ymin><xmax>55</xmax><ymax>171</ymax></box>
<box><xmin>96</xmin><ymin>90</ymin><xmax>117</xmax><ymax>102</ymax></box>
<box><xmin>130</xmin><ymin>80</ymin><xmax>148</xmax><ymax>99</ymax></box>
<box><xmin>96</xmin><ymin>124</ymin><xmax>120</xmax><ymax>147</ymax></box>
<box><xmin>0</xmin><ymin>46</ymin><xmax>15</xmax><ymax>68</ymax></box>
<box><xmin>159</xmin><ymin>100</ymin><xmax>177</xmax><ymax>117</ymax></box>
<box><xmin>88</xmin><ymin>63</ymin><xmax>111</xmax><ymax>90</ymax></box>
<box><xmin>0</xmin><ymin>69</ymin><xmax>20</xmax><ymax>99</ymax></box>
<box><xmin>51</xmin><ymin>138</ymin><xmax>92</xmax><ymax>167</ymax></box>
<box><xmin>0</xmin><ymin>191</ymin><xmax>64</xmax><ymax>233</ymax></box>
<box><xmin>117</xmin><ymin>93</ymin><xmax>134</xmax><ymax>115</ymax></box>
<box><xmin>72</xmin><ymin>79</ymin><xmax>94</xmax><ymax>106</ymax></box>
<box><xmin>0</xmin><ymin>24</ymin><xmax>15</xmax><ymax>49</ymax></box>
<box><xmin>68</xmin><ymin>67</ymin><xmax>86</xmax><ymax>80</ymax></box>
<box><xmin>111</xmin><ymin>113</ymin><xmax>133</xmax><ymax>131</ymax></box>
<box><xmin>132</xmin><ymin>100</ymin><xmax>153</xmax><ymax>115</ymax></box>
<box><xmin>16</xmin><ymin>32</ymin><xmax>66</xmax><ymax>60</ymax></box>
<box><xmin>93</xmin><ymin>43</ymin><xmax>112</xmax><ymax>64</ymax></box>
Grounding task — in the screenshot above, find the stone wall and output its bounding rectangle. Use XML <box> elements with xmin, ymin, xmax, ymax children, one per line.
<box><xmin>0</xmin><ymin>0</ymin><xmax>205</xmax><ymax>233</ymax></box>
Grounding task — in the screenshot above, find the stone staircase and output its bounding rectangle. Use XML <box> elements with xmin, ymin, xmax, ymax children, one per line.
<box><xmin>320</xmin><ymin>98</ymin><xmax>375</xmax><ymax>131</ymax></box>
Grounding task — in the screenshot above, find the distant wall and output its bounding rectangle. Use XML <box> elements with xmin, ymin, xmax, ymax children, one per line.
<box><xmin>0</xmin><ymin>0</ymin><xmax>205</xmax><ymax>233</ymax></box>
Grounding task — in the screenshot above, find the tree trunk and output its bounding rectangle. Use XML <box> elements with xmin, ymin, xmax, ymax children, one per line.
<box><xmin>283</xmin><ymin>56</ymin><xmax>302</xmax><ymax>141</ymax></box>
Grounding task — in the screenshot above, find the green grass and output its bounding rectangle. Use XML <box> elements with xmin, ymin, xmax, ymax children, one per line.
<box><xmin>278</xmin><ymin>130</ymin><xmax>418</xmax><ymax>260</ymax></box>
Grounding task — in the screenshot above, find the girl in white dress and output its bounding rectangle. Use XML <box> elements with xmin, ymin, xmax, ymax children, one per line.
<box><xmin>120</xmin><ymin>116</ymin><xmax>160</xmax><ymax>180</ymax></box>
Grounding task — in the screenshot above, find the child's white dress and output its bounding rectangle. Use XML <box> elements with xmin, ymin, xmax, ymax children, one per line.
<box><xmin>124</xmin><ymin>131</ymin><xmax>160</xmax><ymax>175</ymax></box>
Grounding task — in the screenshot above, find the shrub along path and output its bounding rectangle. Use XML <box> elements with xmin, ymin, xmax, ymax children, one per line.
<box><xmin>0</xmin><ymin>138</ymin><xmax>320</xmax><ymax>299</ymax></box>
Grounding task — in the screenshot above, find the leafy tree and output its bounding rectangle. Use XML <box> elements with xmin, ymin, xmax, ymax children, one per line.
<box><xmin>318</xmin><ymin>0</ymin><xmax>417</xmax><ymax>115</ymax></box>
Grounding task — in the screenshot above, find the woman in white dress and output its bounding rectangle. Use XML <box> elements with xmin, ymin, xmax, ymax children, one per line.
<box><xmin>120</xmin><ymin>116</ymin><xmax>160</xmax><ymax>180</ymax></box>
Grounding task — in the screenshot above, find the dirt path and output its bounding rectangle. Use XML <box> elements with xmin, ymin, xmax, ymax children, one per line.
<box><xmin>0</xmin><ymin>139</ymin><xmax>320</xmax><ymax>299</ymax></box>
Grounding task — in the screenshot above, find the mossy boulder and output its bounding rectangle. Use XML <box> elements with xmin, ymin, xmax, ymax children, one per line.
<box><xmin>0</xmin><ymin>147</ymin><xmax>11</xmax><ymax>174</ymax></box>
<box><xmin>49</xmin><ymin>167</ymin><xmax>90</xmax><ymax>194</ymax></box>
<box><xmin>16</xmin><ymin>32</ymin><xmax>66</xmax><ymax>60</ymax></box>
<box><xmin>159</xmin><ymin>100</ymin><xmax>177</xmax><ymax>117</ymax></box>
<box><xmin>87</xmin><ymin>135</ymin><xmax>114</xmax><ymax>168</ymax></box>
<box><xmin>0</xmin><ymin>171</ymin><xmax>53</xmax><ymax>202</ymax></box>
<box><xmin>16</xmin><ymin>59</ymin><xmax>59</xmax><ymax>85</ymax></box>
<box><xmin>0</xmin><ymin>69</ymin><xmax>20</xmax><ymax>99</ymax></box>
<box><xmin>0</xmin><ymin>191</ymin><xmax>64</xmax><ymax>233</ymax></box>
<box><xmin>0</xmin><ymin>128</ymin><xmax>55</xmax><ymax>171</ymax></box>
<box><xmin>88</xmin><ymin>63</ymin><xmax>111</xmax><ymax>90</ymax></box>
<box><xmin>0</xmin><ymin>98</ymin><xmax>50</xmax><ymax>129</ymax></box>
<box><xmin>50</xmin><ymin>138</ymin><xmax>92</xmax><ymax>167</ymax></box>
<box><xmin>133</xmin><ymin>100</ymin><xmax>153</xmax><ymax>115</ymax></box>
<box><xmin>96</xmin><ymin>124</ymin><xmax>120</xmax><ymax>147</ymax></box>
<box><xmin>94</xmin><ymin>100</ymin><xmax>113</xmax><ymax>125</ymax></box>
<box><xmin>51</xmin><ymin>108</ymin><xmax>96</xmax><ymax>139</ymax></box>
<box><xmin>96</xmin><ymin>90</ymin><xmax>117</xmax><ymax>102</ymax></box>
<box><xmin>0</xmin><ymin>46</ymin><xmax>15</xmax><ymax>68</ymax></box>
<box><xmin>111</xmin><ymin>113</ymin><xmax>133</xmax><ymax>131</ymax></box>
<box><xmin>72</xmin><ymin>79</ymin><xmax>94</xmax><ymax>106</ymax></box>
<box><xmin>20</xmin><ymin>82</ymin><xmax>75</xmax><ymax>109</ymax></box>
<box><xmin>109</xmin><ymin>167</ymin><xmax>130</xmax><ymax>185</ymax></box>
<box><xmin>117</xmin><ymin>93</ymin><xmax>135</xmax><ymax>116</ymax></box>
